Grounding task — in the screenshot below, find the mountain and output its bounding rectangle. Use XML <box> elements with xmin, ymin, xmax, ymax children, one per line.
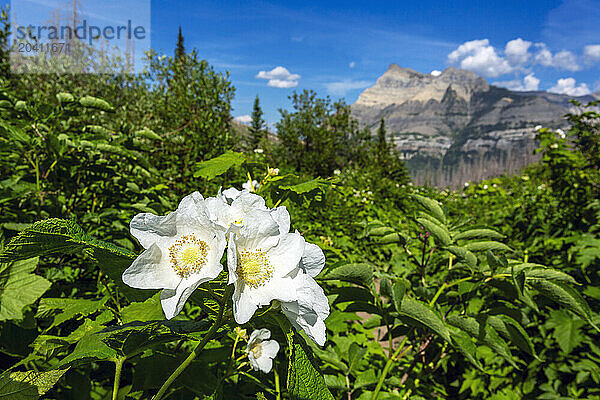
<box><xmin>351</xmin><ymin>64</ymin><xmax>599</xmax><ymax>187</ymax></box>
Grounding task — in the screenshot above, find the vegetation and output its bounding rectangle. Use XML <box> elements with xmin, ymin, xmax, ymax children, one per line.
<box><xmin>0</xmin><ymin>11</ymin><xmax>599</xmax><ymax>400</ymax></box>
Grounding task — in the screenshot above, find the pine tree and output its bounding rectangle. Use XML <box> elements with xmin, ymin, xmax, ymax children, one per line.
<box><xmin>249</xmin><ymin>95</ymin><xmax>266</xmax><ymax>150</ymax></box>
<box><xmin>175</xmin><ymin>26</ymin><xmax>185</xmax><ymax>60</ymax></box>
<box><xmin>376</xmin><ymin>117</ymin><xmax>389</xmax><ymax>163</ymax></box>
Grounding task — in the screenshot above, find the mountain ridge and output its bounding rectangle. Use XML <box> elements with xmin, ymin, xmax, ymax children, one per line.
<box><xmin>351</xmin><ymin>65</ymin><xmax>597</xmax><ymax>187</ymax></box>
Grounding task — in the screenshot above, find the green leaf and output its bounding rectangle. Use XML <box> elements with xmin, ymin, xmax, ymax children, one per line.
<box><xmin>399</xmin><ymin>298</ymin><xmax>451</xmax><ymax>343</ymax></box>
<box><xmin>279</xmin><ymin>179</ymin><xmax>330</xmax><ymax>195</ymax></box>
<box><xmin>464</xmin><ymin>241</ymin><xmax>513</xmax><ymax>253</ymax></box>
<box><xmin>346</xmin><ymin>343</ymin><xmax>366</xmax><ymax>375</ymax></box>
<box><xmin>546</xmin><ymin>310</ymin><xmax>585</xmax><ymax>354</ymax></box>
<box><xmin>354</xmin><ymin>369</ymin><xmax>377</xmax><ymax>389</ymax></box>
<box><xmin>448</xmin><ymin>328</ymin><xmax>484</xmax><ymax>371</ymax></box>
<box><xmin>445</xmin><ymin>246</ymin><xmax>477</xmax><ymax>269</ymax></box>
<box><xmin>36</xmin><ymin>297</ymin><xmax>108</xmax><ymax>328</ymax></box>
<box><xmin>0</xmin><ymin>219</ymin><xmax>144</xmax><ymax>301</ymax></box>
<box><xmin>528</xmin><ymin>278</ymin><xmax>596</xmax><ymax>328</ymax></box>
<box><xmin>486</xmin><ymin>315</ymin><xmax>538</xmax><ymax>359</ymax></box>
<box><xmin>454</xmin><ymin>229</ymin><xmax>504</xmax><ymax>241</ymax></box>
<box><xmin>416</xmin><ymin>217</ymin><xmax>451</xmax><ymax>246</ymax></box>
<box><xmin>56</xmin><ymin>92</ymin><xmax>74</xmax><ymax>104</ymax></box>
<box><xmin>374</xmin><ymin>232</ymin><xmax>407</xmax><ymax>246</ymax></box>
<box><xmin>511</xmin><ymin>264</ymin><xmax>525</xmax><ymax>298</ymax></box>
<box><xmin>411</xmin><ymin>194</ymin><xmax>445</xmax><ymax>223</ymax></box>
<box><xmin>0</xmin><ymin>371</ymin><xmax>38</xmax><ymax>399</ymax></box>
<box><xmin>312</xmin><ymin>347</ymin><xmax>348</xmax><ymax>372</ymax></box>
<box><xmin>57</xmin><ymin>331</ymin><xmax>117</xmax><ymax>368</ymax></box>
<box><xmin>134</xmin><ymin>127</ymin><xmax>162</xmax><ymax>141</ymax></box>
<box><xmin>8</xmin><ymin>369</ymin><xmax>68</xmax><ymax>397</ymax></box>
<box><xmin>392</xmin><ymin>281</ymin><xmax>406</xmax><ymax>313</ymax></box>
<box><xmin>319</xmin><ymin>263</ymin><xmax>373</xmax><ymax>287</ymax></box>
<box><xmin>0</xmin><ymin>258</ymin><xmax>51</xmax><ymax>321</ymax></box>
<box><xmin>79</xmin><ymin>95</ymin><xmax>114</xmax><ymax>112</ymax></box>
<box><xmin>287</xmin><ymin>332</ymin><xmax>335</xmax><ymax>400</ymax></box>
<box><xmin>120</xmin><ymin>293</ymin><xmax>165</xmax><ymax>324</ymax></box>
<box><xmin>446</xmin><ymin>315</ymin><xmax>517</xmax><ymax>367</ymax></box>
<box><xmin>193</xmin><ymin>151</ymin><xmax>245</xmax><ymax>179</ymax></box>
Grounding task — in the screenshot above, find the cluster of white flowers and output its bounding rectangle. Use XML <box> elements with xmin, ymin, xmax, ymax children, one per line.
<box><xmin>122</xmin><ymin>188</ymin><xmax>330</xmax><ymax>346</ymax></box>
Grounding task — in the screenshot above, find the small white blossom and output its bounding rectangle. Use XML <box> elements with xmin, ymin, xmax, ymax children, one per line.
<box><xmin>268</xmin><ymin>167</ymin><xmax>279</xmax><ymax>176</ymax></box>
<box><xmin>254</xmin><ymin>148</ymin><xmax>264</xmax><ymax>154</ymax></box>
<box><xmin>333</xmin><ymin>169</ymin><xmax>341</xmax><ymax>175</ymax></box>
<box><xmin>246</xmin><ymin>329</ymin><xmax>280</xmax><ymax>373</ymax></box>
<box><xmin>483</xmin><ymin>184</ymin><xmax>488</xmax><ymax>190</ymax></box>
<box><xmin>123</xmin><ymin>192</ymin><xmax>227</xmax><ymax>319</ymax></box>
<box><xmin>551</xmin><ymin>143</ymin><xmax>559</xmax><ymax>148</ymax></box>
<box><xmin>464</xmin><ymin>182</ymin><xmax>470</xmax><ymax>187</ymax></box>
<box><xmin>534</xmin><ymin>125</ymin><xmax>542</xmax><ymax>131</ymax></box>
<box><xmin>556</xmin><ymin>129</ymin><xmax>566</xmax><ymax>139</ymax></box>
<box><xmin>242</xmin><ymin>179</ymin><xmax>260</xmax><ymax>193</ymax></box>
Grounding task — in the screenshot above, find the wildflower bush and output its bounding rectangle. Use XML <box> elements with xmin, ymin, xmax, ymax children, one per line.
<box><xmin>0</xmin><ymin>20</ymin><xmax>598</xmax><ymax>398</ymax></box>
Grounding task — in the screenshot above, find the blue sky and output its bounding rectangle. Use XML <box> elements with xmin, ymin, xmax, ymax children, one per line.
<box><xmin>7</xmin><ymin>0</ymin><xmax>600</xmax><ymax>124</ymax></box>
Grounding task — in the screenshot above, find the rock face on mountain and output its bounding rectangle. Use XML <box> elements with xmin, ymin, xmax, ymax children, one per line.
<box><xmin>351</xmin><ymin>64</ymin><xmax>599</xmax><ymax>187</ymax></box>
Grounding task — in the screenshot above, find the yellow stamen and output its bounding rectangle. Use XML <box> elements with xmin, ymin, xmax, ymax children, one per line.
<box><xmin>168</xmin><ymin>234</ymin><xmax>209</xmax><ymax>278</ymax></box>
<box><xmin>236</xmin><ymin>248</ymin><xmax>273</xmax><ymax>288</ymax></box>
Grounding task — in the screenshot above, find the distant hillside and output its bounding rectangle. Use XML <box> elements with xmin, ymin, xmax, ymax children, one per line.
<box><xmin>351</xmin><ymin>64</ymin><xmax>599</xmax><ymax>187</ymax></box>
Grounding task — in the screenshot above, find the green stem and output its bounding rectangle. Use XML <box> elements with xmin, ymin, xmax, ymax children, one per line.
<box><xmin>370</xmin><ymin>336</ymin><xmax>410</xmax><ymax>400</ymax></box>
<box><xmin>274</xmin><ymin>365</ymin><xmax>281</xmax><ymax>400</ymax></box>
<box><xmin>112</xmin><ymin>357</ymin><xmax>125</xmax><ymax>400</ymax></box>
<box><xmin>153</xmin><ymin>285</ymin><xmax>233</xmax><ymax>400</ymax></box>
<box><xmin>429</xmin><ymin>277</ymin><xmax>472</xmax><ymax>307</ymax></box>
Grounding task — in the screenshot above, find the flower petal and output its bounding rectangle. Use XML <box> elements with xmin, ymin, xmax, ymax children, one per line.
<box><xmin>130</xmin><ymin>212</ymin><xmax>177</xmax><ymax>249</ymax></box>
<box><xmin>176</xmin><ymin>192</ymin><xmax>212</xmax><ymax>231</ymax></box>
<box><xmin>268</xmin><ymin>233</ymin><xmax>305</xmax><ymax>278</ymax></box>
<box><xmin>270</xmin><ymin>206</ymin><xmax>290</xmax><ymax>234</ymax></box>
<box><xmin>261</xmin><ymin>340</ymin><xmax>280</xmax><ymax>359</ymax></box>
<box><xmin>256</xmin><ymin>356</ymin><xmax>273</xmax><ymax>373</ymax></box>
<box><xmin>299</xmin><ymin>242</ymin><xmax>326</xmax><ymax>277</ymax></box>
<box><xmin>248</xmin><ymin>328</ymin><xmax>271</xmax><ymax>346</ymax></box>
<box><xmin>160</xmin><ymin>276</ymin><xmax>206</xmax><ymax>319</ymax></box>
<box><xmin>238</xmin><ymin>209</ymin><xmax>280</xmax><ymax>251</ymax></box>
<box><xmin>232</xmin><ymin>282</ymin><xmax>260</xmax><ymax>324</ymax></box>
<box><xmin>122</xmin><ymin>243</ymin><xmax>180</xmax><ymax>290</ymax></box>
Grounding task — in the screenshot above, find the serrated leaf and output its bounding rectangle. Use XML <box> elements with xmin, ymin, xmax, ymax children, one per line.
<box><xmin>193</xmin><ymin>151</ymin><xmax>245</xmax><ymax>179</ymax></box>
<box><xmin>374</xmin><ymin>232</ymin><xmax>407</xmax><ymax>246</ymax></box>
<box><xmin>134</xmin><ymin>127</ymin><xmax>162</xmax><ymax>141</ymax></box>
<box><xmin>546</xmin><ymin>310</ymin><xmax>585</xmax><ymax>354</ymax></box>
<box><xmin>487</xmin><ymin>315</ymin><xmax>538</xmax><ymax>359</ymax></box>
<box><xmin>448</xmin><ymin>328</ymin><xmax>484</xmax><ymax>371</ymax></box>
<box><xmin>0</xmin><ymin>258</ymin><xmax>51</xmax><ymax>321</ymax></box>
<box><xmin>9</xmin><ymin>369</ymin><xmax>68</xmax><ymax>396</ymax></box>
<box><xmin>411</xmin><ymin>194</ymin><xmax>445</xmax><ymax>223</ymax></box>
<box><xmin>36</xmin><ymin>297</ymin><xmax>108</xmax><ymax>328</ymax></box>
<box><xmin>286</xmin><ymin>331</ymin><xmax>334</xmax><ymax>400</ymax></box>
<box><xmin>446</xmin><ymin>315</ymin><xmax>517</xmax><ymax>367</ymax></box>
<box><xmin>528</xmin><ymin>278</ymin><xmax>595</xmax><ymax>328</ymax></box>
<box><xmin>399</xmin><ymin>298</ymin><xmax>451</xmax><ymax>343</ymax></box>
<box><xmin>0</xmin><ymin>219</ymin><xmax>144</xmax><ymax>301</ymax></box>
<box><xmin>320</xmin><ymin>263</ymin><xmax>373</xmax><ymax>287</ymax></box>
<box><xmin>0</xmin><ymin>372</ymin><xmax>38</xmax><ymax>399</ymax></box>
<box><xmin>392</xmin><ymin>281</ymin><xmax>406</xmax><ymax>313</ymax></box>
<box><xmin>354</xmin><ymin>369</ymin><xmax>377</xmax><ymax>389</ymax></box>
<box><xmin>57</xmin><ymin>331</ymin><xmax>117</xmax><ymax>368</ymax></box>
<box><xmin>346</xmin><ymin>343</ymin><xmax>366</xmax><ymax>375</ymax></box>
<box><xmin>121</xmin><ymin>293</ymin><xmax>164</xmax><ymax>323</ymax></box>
<box><xmin>312</xmin><ymin>347</ymin><xmax>348</xmax><ymax>372</ymax></box>
<box><xmin>416</xmin><ymin>217</ymin><xmax>451</xmax><ymax>246</ymax></box>
<box><xmin>464</xmin><ymin>241</ymin><xmax>513</xmax><ymax>253</ymax></box>
<box><xmin>454</xmin><ymin>229</ymin><xmax>504</xmax><ymax>241</ymax></box>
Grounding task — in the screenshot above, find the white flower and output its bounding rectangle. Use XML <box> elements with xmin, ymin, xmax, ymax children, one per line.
<box><xmin>281</xmin><ymin>243</ymin><xmax>329</xmax><ymax>346</ymax></box>
<box><xmin>556</xmin><ymin>129</ymin><xmax>566</xmax><ymax>139</ymax></box>
<box><xmin>254</xmin><ymin>148</ymin><xmax>264</xmax><ymax>154</ymax></box>
<box><xmin>551</xmin><ymin>143</ymin><xmax>559</xmax><ymax>148</ymax></box>
<box><xmin>246</xmin><ymin>329</ymin><xmax>280</xmax><ymax>373</ymax></box>
<box><xmin>464</xmin><ymin>182</ymin><xmax>470</xmax><ymax>187</ymax></box>
<box><xmin>534</xmin><ymin>125</ymin><xmax>542</xmax><ymax>131</ymax></box>
<box><xmin>123</xmin><ymin>192</ymin><xmax>227</xmax><ymax>319</ymax></box>
<box><xmin>333</xmin><ymin>169</ymin><xmax>341</xmax><ymax>175</ymax></box>
<box><xmin>483</xmin><ymin>184</ymin><xmax>488</xmax><ymax>190</ymax></box>
<box><xmin>227</xmin><ymin>210</ymin><xmax>305</xmax><ymax>324</ymax></box>
<box><xmin>268</xmin><ymin>167</ymin><xmax>279</xmax><ymax>176</ymax></box>
<box><xmin>242</xmin><ymin>179</ymin><xmax>260</xmax><ymax>193</ymax></box>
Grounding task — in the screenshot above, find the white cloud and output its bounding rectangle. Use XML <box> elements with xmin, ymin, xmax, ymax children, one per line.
<box><xmin>495</xmin><ymin>73</ymin><xmax>540</xmax><ymax>91</ymax></box>
<box><xmin>533</xmin><ymin>43</ymin><xmax>553</xmax><ymax>66</ymax></box>
<box><xmin>430</xmin><ymin>70</ymin><xmax>442</xmax><ymax>76</ymax></box>
<box><xmin>447</xmin><ymin>39</ymin><xmax>514</xmax><ymax>77</ymax></box>
<box><xmin>233</xmin><ymin>115</ymin><xmax>252</xmax><ymax>125</ymax></box>
<box><xmin>256</xmin><ymin>66</ymin><xmax>300</xmax><ymax>88</ymax></box>
<box><xmin>552</xmin><ymin>50</ymin><xmax>580</xmax><ymax>71</ymax></box>
<box><xmin>349</xmin><ymin>61</ymin><xmax>356</xmax><ymax>68</ymax></box>
<box><xmin>505</xmin><ymin>38</ymin><xmax>532</xmax><ymax>65</ymax></box>
<box><xmin>584</xmin><ymin>44</ymin><xmax>600</xmax><ymax>64</ymax></box>
<box><xmin>548</xmin><ymin>77</ymin><xmax>591</xmax><ymax>96</ymax></box>
<box><xmin>325</xmin><ymin>79</ymin><xmax>372</xmax><ymax>95</ymax></box>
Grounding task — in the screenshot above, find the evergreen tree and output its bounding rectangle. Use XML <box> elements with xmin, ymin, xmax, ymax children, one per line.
<box><xmin>249</xmin><ymin>95</ymin><xmax>266</xmax><ymax>150</ymax></box>
<box><xmin>175</xmin><ymin>26</ymin><xmax>185</xmax><ymax>60</ymax></box>
<box><xmin>376</xmin><ymin>117</ymin><xmax>389</xmax><ymax>163</ymax></box>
